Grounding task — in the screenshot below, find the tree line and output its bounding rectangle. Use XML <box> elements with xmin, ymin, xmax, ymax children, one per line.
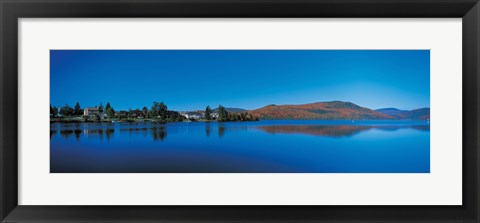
<box><xmin>51</xmin><ymin>102</ymin><xmax>259</xmax><ymax>122</ymax></box>
<box><xmin>210</xmin><ymin>105</ymin><xmax>258</xmax><ymax>122</ymax></box>
<box><xmin>50</xmin><ymin>101</ymin><xmax>183</xmax><ymax>121</ymax></box>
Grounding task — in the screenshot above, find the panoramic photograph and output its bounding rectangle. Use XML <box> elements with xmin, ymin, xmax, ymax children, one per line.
<box><xmin>50</xmin><ymin>50</ymin><xmax>430</xmax><ymax>173</ymax></box>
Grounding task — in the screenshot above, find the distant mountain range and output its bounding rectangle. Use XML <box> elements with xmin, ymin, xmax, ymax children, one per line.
<box><xmin>375</xmin><ymin>107</ymin><xmax>430</xmax><ymax>120</ymax></box>
<box><xmin>374</xmin><ymin>108</ymin><xmax>408</xmax><ymax>118</ymax></box>
<box><xmin>213</xmin><ymin>107</ymin><xmax>248</xmax><ymax>113</ymax></box>
<box><xmin>245</xmin><ymin>101</ymin><xmax>429</xmax><ymax>120</ymax></box>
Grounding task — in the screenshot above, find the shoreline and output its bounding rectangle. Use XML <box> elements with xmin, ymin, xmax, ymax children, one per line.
<box><xmin>50</xmin><ymin>118</ymin><xmax>429</xmax><ymax>124</ymax></box>
<box><xmin>50</xmin><ymin>118</ymin><xmax>259</xmax><ymax>123</ymax></box>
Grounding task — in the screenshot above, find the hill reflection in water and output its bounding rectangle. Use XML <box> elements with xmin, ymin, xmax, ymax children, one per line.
<box><xmin>256</xmin><ymin>124</ymin><xmax>429</xmax><ymax>137</ymax></box>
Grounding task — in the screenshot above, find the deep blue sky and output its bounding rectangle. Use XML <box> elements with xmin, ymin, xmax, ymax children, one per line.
<box><xmin>50</xmin><ymin>50</ymin><xmax>429</xmax><ymax>111</ymax></box>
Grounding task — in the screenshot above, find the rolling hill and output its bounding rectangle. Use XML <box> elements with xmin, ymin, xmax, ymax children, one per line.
<box><xmin>376</xmin><ymin>108</ymin><xmax>430</xmax><ymax>120</ymax></box>
<box><xmin>375</xmin><ymin>108</ymin><xmax>408</xmax><ymax>118</ymax></box>
<box><xmin>248</xmin><ymin>101</ymin><xmax>394</xmax><ymax>120</ymax></box>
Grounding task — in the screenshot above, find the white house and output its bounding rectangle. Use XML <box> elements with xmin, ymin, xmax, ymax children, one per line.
<box><xmin>181</xmin><ymin>111</ymin><xmax>204</xmax><ymax>120</ymax></box>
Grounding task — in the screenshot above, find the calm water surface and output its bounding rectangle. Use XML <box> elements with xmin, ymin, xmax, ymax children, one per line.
<box><xmin>50</xmin><ymin>120</ymin><xmax>430</xmax><ymax>173</ymax></box>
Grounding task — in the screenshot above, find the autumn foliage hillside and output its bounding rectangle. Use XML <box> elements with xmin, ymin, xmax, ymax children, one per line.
<box><xmin>248</xmin><ymin>101</ymin><xmax>394</xmax><ymax>120</ymax></box>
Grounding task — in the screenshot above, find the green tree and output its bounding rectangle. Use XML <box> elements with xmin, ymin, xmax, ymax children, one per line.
<box><xmin>94</xmin><ymin>113</ymin><xmax>101</xmax><ymax>122</ymax></box>
<box><xmin>106</xmin><ymin>107</ymin><xmax>115</xmax><ymax>117</ymax></box>
<box><xmin>52</xmin><ymin>106</ymin><xmax>59</xmax><ymax>118</ymax></box>
<box><xmin>142</xmin><ymin>106</ymin><xmax>148</xmax><ymax>118</ymax></box>
<box><xmin>217</xmin><ymin>105</ymin><xmax>228</xmax><ymax>122</ymax></box>
<box><xmin>159</xmin><ymin>102</ymin><xmax>168</xmax><ymax>121</ymax></box>
<box><xmin>50</xmin><ymin>104</ymin><xmax>54</xmax><ymax>117</ymax></box>
<box><xmin>205</xmin><ymin>105</ymin><xmax>212</xmax><ymax>120</ymax></box>
<box><xmin>104</xmin><ymin>102</ymin><xmax>115</xmax><ymax>117</ymax></box>
<box><xmin>98</xmin><ymin>103</ymin><xmax>104</xmax><ymax>113</ymax></box>
<box><xmin>105</xmin><ymin>102</ymin><xmax>111</xmax><ymax>113</ymax></box>
<box><xmin>74</xmin><ymin>102</ymin><xmax>82</xmax><ymax>116</ymax></box>
<box><xmin>59</xmin><ymin>104</ymin><xmax>74</xmax><ymax>117</ymax></box>
<box><xmin>150</xmin><ymin>101</ymin><xmax>160</xmax><ymax>118</ymax></box>
<box><xmin>175</xmin><ymin>113</ymin><xmax>184</xmax><ymax>122</ymax></box>
<box><xmin>241</xmin><ymin>112</ymin><xmax>247</xmax><ymax>121</ymax></box>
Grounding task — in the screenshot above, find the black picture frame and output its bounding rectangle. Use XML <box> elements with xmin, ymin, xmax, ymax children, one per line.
<box><xmin>1</xmin><ymin>0</ymin><xmax>479</xmax><ymax>222</ymax></box>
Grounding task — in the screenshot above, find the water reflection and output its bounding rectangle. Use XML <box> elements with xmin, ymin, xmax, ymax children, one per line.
<box><xmin>205</xmin><ymin>123</ymin><xmax>211</xmax><ymax>137</ymax></box>
<box><xmin>216</xmin><ymin>125</ymin><xmax>250</xmax><ymax>138</ymax></box>
<box><xmin>151</xmin><ymin>127</ymin><xmax>167</xmax><ymax>141</ymax></box>
<box><xmin>51</xmin><ymin>122</ymin><xmax>430</xmax><ymax>143</ymax></box>
<box><xmin>105</xmin><ymin>129</ymin><xmax>114</xmax><ymax>140</ymax></box>
<box><xmin>52</xmin><ymin>125</ymin><xmax>172</xmax><ymax>142</ymax></box>
<box><xmin>121</xmin><ymin>126</ymin><xmax>167</xmax><ymax>141</ymax></box>
<box><xmin>412</xmin><ymin>125</ymin><xmax>430</xmax><ymax>131</ymax></box>
<box><xmin>85</xmin><ymin>129</ymin><xmax>115</xmax><ymax>141</ymax></box>
<box><xmin>51</xmin><ymin>121</ymin><xmax>430</xmax><ymax>173</ymax></box>
<box><xmin>218</xmin><ymin>125</ymin><xmax>225</xmax><ymax>138</ymax></box>
<box><xmin>74</xmin><ymin>129</ymin><xmax>82</xmax><ymax>141</ymax></box>
<box><xmin>50</xmin><ymin>130</ymin><xmax>57</xmax><ymax>139</ymax></box>
<box><xmin>60</xmin><ymin>130</ymin><xmax>74</xmax><ymax>139</ymax></box>
<box><xmin>55</xmin><ymin>128</ymin><xmax>116</xmax><ymax>141</ymax></box>
<box><xmin>256</xmin><ymin>125</ymin><xmax>429</xmax><ymax>137</ymax></box>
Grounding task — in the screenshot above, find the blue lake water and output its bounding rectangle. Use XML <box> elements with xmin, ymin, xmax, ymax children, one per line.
<box><xmin>50</xmin><ymin>120</ymin><xmax>430</xmax><ymax>173</ymax></box>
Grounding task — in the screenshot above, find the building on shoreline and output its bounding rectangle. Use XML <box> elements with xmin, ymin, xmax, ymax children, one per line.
<box><xmin>180</xmin><ymin>111</ymin><xmax>203</xmax><ymax>120</ymax></box>
<box><xmin>84</xmin><ymin>107</ymin><xmax>106</xmax><ymax>118</ymax></box>
<box><xmin>84</xmin><ymin>107</ymin><xmax>100</xmax><ymax>116</ymax></box>
<box><xmin>179</xmin><ymin>111</ymin><xmax>219</xmax><ymax>120</ymax></box>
